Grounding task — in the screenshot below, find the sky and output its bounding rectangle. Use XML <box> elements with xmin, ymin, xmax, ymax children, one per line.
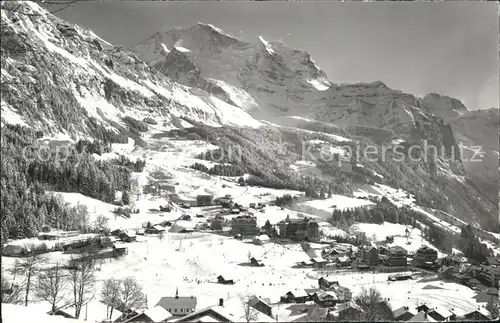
<box><xmin>45</xmin><ymin>1</ymin><xmax>499</xmax><ymax>111</ymax></box>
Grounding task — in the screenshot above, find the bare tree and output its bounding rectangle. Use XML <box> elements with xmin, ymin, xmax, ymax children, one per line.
<box><xmin>12</xmin><ymin>248</ymin><xmax>40</xmax><ymax>307</ymax></box>
<box><xmin>34</xmin><ymin>263</ymin><xmax>69</xmax><ymax>314</ymax></box>
<box><xmin>69</xmin><ymin>259</ymin><xmax>96</xmax><ymax>319</ymax></box>
<box><xmin>239</xmin><ymin>293</ymin><xmax>258</xmax><ymax>322</ymax></box>
<box><xmin>118</xmin><ymin>277</ymin><xmax>146</xmax><ymax>314</ymax></box>
<box><xmin>353</xmin><ymin>287</ymin><xmax>392</xmax><ymax>321</ymax></box>
<box><xmin>101</xmin><ymin>278</ymin><xmax>121</xmax><ymax>320</ymax></box>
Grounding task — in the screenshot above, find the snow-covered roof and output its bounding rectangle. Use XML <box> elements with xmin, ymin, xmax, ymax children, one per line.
<box><xmin>144</xmin><ymin>305</ymin><xmax>173</xmax><ymax>322</ymax></box>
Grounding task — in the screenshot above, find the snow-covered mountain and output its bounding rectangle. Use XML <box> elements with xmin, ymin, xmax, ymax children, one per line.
<box><xmin>1</xmin><ymin>1</ymin><xmax>497</xmax><ymax>230</ymax></box>
<box><xmin>0</xmin><ymin>2</ymin><xmax>262</xmax><ymax>141</ymax></box>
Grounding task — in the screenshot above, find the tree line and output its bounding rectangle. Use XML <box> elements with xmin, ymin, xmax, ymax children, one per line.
<box><xmin>1</xmin><ymin>124</ymin><xmax>136</xmax><ymax>243</ymax></box>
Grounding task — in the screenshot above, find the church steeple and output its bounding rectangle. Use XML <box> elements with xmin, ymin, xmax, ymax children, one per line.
<box><xmin>175</xmin><ymin>287</ymin><xmax>179</xmax><ymax>299</ymax></box>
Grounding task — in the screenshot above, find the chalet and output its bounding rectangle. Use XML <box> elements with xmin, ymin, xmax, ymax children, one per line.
<box><xmin>461</xmin><ymin>309</ymin><xmax>491</xmax><ymax>321</ymax></box>
<box><xmin>318</xmin><ymin>277</ymin><xmax>339</xmax><ymax>290</ymax></box>
<box><xmin>322</xmin><ymin>248</ymin><xmax>343</xmax><ymax>259</ymax></box>
<box><xmin>385</xmin><ymin>246</ymin><xmax>407</xmax><ymax>266</ymax></box>
<box><xmin>413</xmin><ymin>246</ymin><xmax>438</xmax><ymax>267</ymax></box>
<box><xmin>358</xmin><ymin>246</ymin><xmax>379</xmax><ymax>265</ymax></box>
<box><xmin>176</xmin><ymin>299</ymin><xmax>233</xmax><ymax>322</ymax></box>
<box><xmin>280</xmin><ymin>290</ymin><xmax>310</xmax><ymax>303</ymax></box>
<box><xmin>156</xmin><ymin>290</ymin><xmax>197</xmax><ymax>316</ymax></box>
<box><xmin>119</xmin><ymin>231</ymin><xmax>137</xmax><ymax>243</ymax></box>
<box><xmin>248</xmin><ymin>296</ymin><xmax>273</xmax><ymax>317</ymax></box>
<box><xmin>196</xmin><ymin>195</ymin><xmax>213</xmax><ymax>207</ymax></box>
<box><xmin>437</xmin><ymin>266</ymin><xmax>454</xmax><ymax>280</ymax></box>
<box><xmin>311</xmin><ymin>257</ymin><xmax>328</xmax><ymax>268</ymax></box>
<box><xmin>249</xmin><ymin>203</ymin><xmax>256</xmax><ymax>208</ymax></box>
<box><xmin>312</xmin><ymin>290</ymin><xmax>338</xmax><ymax>307</ymax></box>
<box><xmin>122</xmin><ymin>305</ymin><xmax>173</xmax><ymax>323</ymax></box>
<box><xmin>252</xmin><ymin>234</ymin><xmax>270</xmax><ymax>245</ymax></box>
<box><xmin>250</xmin><ymin>257</ymin><xmax>264</xmax><ymax>267</ymax></box>
<box><xmin>336</xmin><ymin>301</ymin><xmax>363</xmax><ymax>320</ymax></box>
<box><xmin>392</xmin><ymin>306</ymin><xmax>416</xmax><ymax>321</ymax></box>
<box><xmin>427</xmin><ymin>306</ymin><xmax>454</xmax><ymax>321</ymax></box>
<box><xmin>217</xmin><ymin>275</ymin><xmax>234</xmax><ymax>285</ymax></box>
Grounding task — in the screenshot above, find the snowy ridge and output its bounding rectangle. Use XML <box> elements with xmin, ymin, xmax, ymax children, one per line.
<box><xmin>259</xmin><ymin>35</ymin><xmax>274</xmax><ymax>55</ymax></box>
<box><xmin>208</xmin><ymin>78</ymin><xmax>259</xmax><ymax>111</ymax></box>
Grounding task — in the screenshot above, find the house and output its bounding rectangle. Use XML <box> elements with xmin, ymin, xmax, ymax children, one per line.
<box><xmin>217</xmin><ymin>275</ymin><xmax>234</xmax><ymax>285</ymax></box>
<box><xmin>119</xmin><ymin>230</ymin><xmax>137</xmax><ymax>243</ymax></box>
<box><xmin>312</xmin><ymin>291</ymin><xmax>338</xmax><ymax>307</ymax></box>
<box><xmin>336</xmin><ymin>301</ymin><xmax>363</xmax><ymax>320</ymax></box>
<box><xmin>427</xmin><ymin>306</ymin><xmax>454</xmax><ymax>321</ymax></box>
<box><xmin>335</xmin><ymin>256</ymin><xmax>351</xmax><ymax>267</ymax></box>
<box><xmin>437</xmin><ymin>266</ymin><xmax>454</xmax><ymax>280</ymax></box>
<box><xmin>278</xmin><ymin>217</ymin><xmax>320</xmax><ymax>242</ymax></box>
<box><xmin>156</xmin><ymin>289</ymin><xmax>197</xmax><ymax>316</ymax></box>
<box><xmin>358</xmin><ymin>246</ymin><xmax>379</xmax><ymax>265</ymax></box>
<box><xmin>145</xmin><ymin>225</ymin><xmax>165</xmax><ymax>234</ymax></box>
<box><xmin>385</xmin><ymin>246</ymin><xmax>407</xmax><ymax>266</ymax></box>
<box><xmin>249</xmin><ymin>203</ymin><xmax>256</xmax><ymax>209</ymax></box>
<box><xmin>392</xmin><ymin>306</ymin><xmax>416</xmax><ymax>321</ymax></box>
<box><xmin>176</xmin><ymin>299</ymin><xmax>234</xmax><ymax>322</ymax></box>
<box><xmin>122</xmin><ymin>305</ymin><xmax>173</xmax><ymax>323</ymax></box>
<box><xmin>196</xmin><ymin>195</ymin><xmax>213</xmax><ymax>207</ymax></box>
<box><xmin>252</xmin><ymin>234</ymin><xmax>270</xmax><ymax>245</ymax></box>
<box><xmin>231</xmin><ymin>215</ymin><xmax>259</xmax><ymax>236</ymax></box>
<box><xmin>318</xmin><ymin>277</ymin><xmax>339</xmax><ymax>290</ymax></box>
<box><xmin>280</xmin><ymin>290</ymin><xmax>310</xmax><ymax>303</ymax></box>
<box><xmin>408</xmin><ymin>311</ymin><xmax>436</xmax><ymax>322</ymax></box>
<box><xmin>250</xmin><ymin>257</ymin><xmax>264</xmax><ymax>267</ymax></box>
<box><xmin>311</xmin><ymin>257</ymin><xmax>328</xmax><ymax>268</ymax></box>
<box><xmin>413</xmin><ymin>246</ymin><xmax>438</xmax><ymax>267</ymax></box>
<box><xmin>248</xmin><ymin>296</ymin><xmax>273</xmax><ymax>317</ymax></box>
<box><xmin>461</xmin><ymin>308</ymin><xmax>491</xmax><ymax>321</ymax></box>
<box><xmin>466</xmin><ymin>278</ymin><xmax>482</xmax><ymax>289</ymax></box>
<box><xmin>452</xmin><ymin>273</ymin><xmax>473</xmax><ymax>285</ymax></box>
